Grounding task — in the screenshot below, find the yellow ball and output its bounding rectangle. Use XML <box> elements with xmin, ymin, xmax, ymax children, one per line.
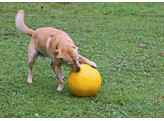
<box><xmin>67</xmin><ymin>64</ymin><xmax>101</xmax><ymax>97</ymax></box>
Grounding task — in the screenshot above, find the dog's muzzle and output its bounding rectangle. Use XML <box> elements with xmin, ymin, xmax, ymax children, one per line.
<box><xmin>75</xmin><ymin>67</ymin><xmax>81</xmax><ymax>72</ymax></box>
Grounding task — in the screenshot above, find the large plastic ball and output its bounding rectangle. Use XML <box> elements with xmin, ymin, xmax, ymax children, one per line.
<box><xmin>67</xmin><ymin>64</ymin><xmax>101</xmax><ymax>97</ymax></box>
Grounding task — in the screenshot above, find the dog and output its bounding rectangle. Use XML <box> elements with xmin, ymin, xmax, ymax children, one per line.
<box><xmin>15</xmin><ymin>10</ymin><xmax>97</xmax><ymax>91</ymax></box>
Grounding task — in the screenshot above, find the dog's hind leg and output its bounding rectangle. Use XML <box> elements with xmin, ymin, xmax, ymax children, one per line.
<box><xmin>27</xmin><ymin>40</ymin><xmax>38</xmax><ymax>83</ymax></box>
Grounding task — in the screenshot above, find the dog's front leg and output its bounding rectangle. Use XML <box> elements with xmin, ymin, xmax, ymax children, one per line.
<box><xmin>51</xmin><ymin>62</ymin><xmax>64</xmax><ymax>91</ymax></box>
<box><xmin>79</xmin><ymin>55</ymin><xmax>97</xmax><ymax>68</ymax></box>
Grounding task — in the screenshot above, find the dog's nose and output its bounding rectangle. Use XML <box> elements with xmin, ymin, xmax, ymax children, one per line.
<box><xmin>75</xmin><ymin>67</ymin><xmax>81</xmax><ymax>72</ymax></box>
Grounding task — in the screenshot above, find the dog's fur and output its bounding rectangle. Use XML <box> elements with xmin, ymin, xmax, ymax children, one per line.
<box><xmin>15</xmin><ymin>10</ymin><xmax>97</xmax><ymax>91</ymax></box>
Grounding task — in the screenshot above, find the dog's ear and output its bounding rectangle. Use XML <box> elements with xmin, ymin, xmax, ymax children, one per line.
<box><xmin>53</xmin><ymin>48</ymin><xmax>63</xmax><ymax>58</ymax></box>
<box><xmin>72</xmin><ymin>45</ymin><xmax>78</xmax><ymax>50</ymax></box>
<box><xmin>74</xmin><ymin>46</ymin><xmax>79</xmax><ymax>50</ymax></box>
<box><xmin>67</xmin><ymin>44</ymin><xmax>78</xmax><ymax>50</ymax></box>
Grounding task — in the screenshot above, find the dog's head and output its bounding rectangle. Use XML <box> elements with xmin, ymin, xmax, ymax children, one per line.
<box><xmin>54</xmin><ymin>44</ymin><xmax>81</xmax><ymax>72</ymax></box>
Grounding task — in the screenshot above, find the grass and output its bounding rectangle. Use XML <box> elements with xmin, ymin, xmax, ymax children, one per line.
<box><xmin>0</xmin><ymin>2</ymin><xmax>164</xmax><ymax>118</ymax></box>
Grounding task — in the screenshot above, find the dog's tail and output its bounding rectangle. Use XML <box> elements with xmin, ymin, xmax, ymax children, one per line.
<box><xmin>15</xmin><ymin>10</ymin><xmax>34</xmax><ymax>36</ymax></box>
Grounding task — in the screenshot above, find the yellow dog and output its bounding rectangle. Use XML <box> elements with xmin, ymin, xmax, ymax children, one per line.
<box><xmin>15</xmin><ymin>10</ymin><xmax>97</xmax><ymax>91</ymax></box>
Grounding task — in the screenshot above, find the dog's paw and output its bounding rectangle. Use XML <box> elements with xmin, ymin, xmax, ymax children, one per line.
<box><xmin>90</xmin><ymin>61</ymin><xmax>97</xmax><ymax>68</ymax></box>
<box><xmin>57</xmin><ymin>84</ymin><xmax>63</xmax><ymax>91</ymax></box>
<box><xmin>27</xmin><ymin>79</ymin><xmax>33</xmax><ymax>84</ymax></box>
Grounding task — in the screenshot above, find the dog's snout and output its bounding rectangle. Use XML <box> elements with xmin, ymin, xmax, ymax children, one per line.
<box><xmin>75</xmin><ymin>67</ymin><xmax>81</xmax><ymax>72</ymax></box>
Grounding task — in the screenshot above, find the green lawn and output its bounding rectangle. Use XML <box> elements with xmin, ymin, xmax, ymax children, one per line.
<box><xmin>0</xmin><ymin>2</ymin><xmax>164</xmax><ymax>118</ymax></box>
